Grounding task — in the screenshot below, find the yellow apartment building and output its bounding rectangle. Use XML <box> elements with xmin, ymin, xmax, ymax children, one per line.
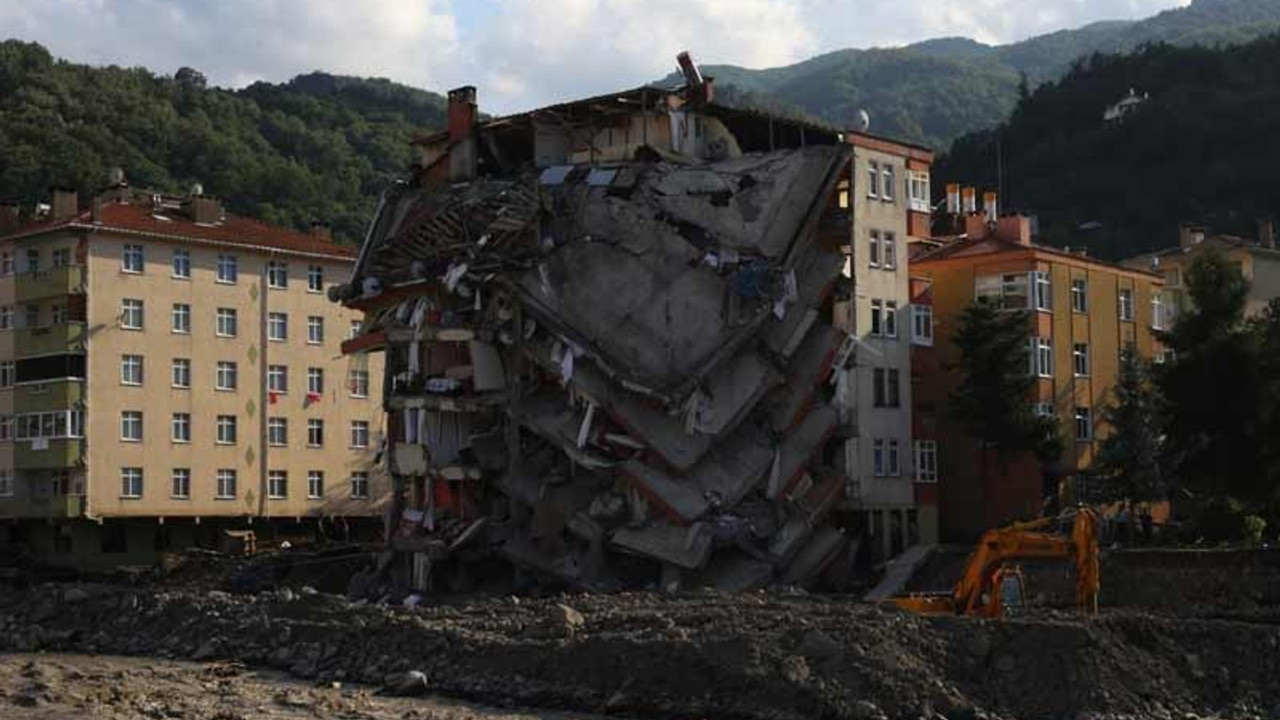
<box><xmin>911</xmin><ymin>207</ymin><xmax>1163</xmax><ymax>539</ymax></box>
<box><xmin>0</xmin><ymin>182</ymin><xmax>388</xmax><ymax>566</ymax></box>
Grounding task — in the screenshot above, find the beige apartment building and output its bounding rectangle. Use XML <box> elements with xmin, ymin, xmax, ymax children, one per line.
<box><xmin>834</xmin><ymin>132</ymin><xmax>936</xmax><ymax>560</ymax></box>
<box><xmin>0</xmin><ymin>182</ymin><xmax>387</xmax><ymax>567</ymax></box>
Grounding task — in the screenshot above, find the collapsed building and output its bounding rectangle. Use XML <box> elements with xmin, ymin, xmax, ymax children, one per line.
<box><xmin>334</xmin><ymin>55</ymin><xmax>935</xmax><ymax>594</ymax></box>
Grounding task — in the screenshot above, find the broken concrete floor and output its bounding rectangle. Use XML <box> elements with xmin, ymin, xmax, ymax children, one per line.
<box><xmin>3</xmin><ymin>583</ymin><xmax>1279</xmax><ymax>720</ymax></box>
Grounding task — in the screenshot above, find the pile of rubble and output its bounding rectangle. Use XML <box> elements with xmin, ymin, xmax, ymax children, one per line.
<box><xmin>337</xmin><ymin>74</ymin><xmax>863</xmax><ymax>595</ymax></box>
<box><xmin>3</xmin><ymin>584</ymin><xmax>1278</xmax><ymax>720</ymax></box>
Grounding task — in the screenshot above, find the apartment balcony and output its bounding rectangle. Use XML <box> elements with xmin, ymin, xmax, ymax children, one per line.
<box><xmin>21</xmin><ymin>493</ymin><xmax>86</xmax><ymax>518</ymax></box>
<box><xmin>14</xmin><ymin>322</ymin><xmax>87</xmax><ymax>358</ymax></box>
<box><xmin>16</xmin><ymin>265</ymin><xmax>85</xmax><ymax>301</ymax></box>
<box><xmin>13</xmin><ymin>380</ymin><xmax>84</xmax><ymax>415</ymax></box>
<box><xmin>14</xmin><ymin>438</ymin><xmax>83</xmax><ymax>470</ymax></box>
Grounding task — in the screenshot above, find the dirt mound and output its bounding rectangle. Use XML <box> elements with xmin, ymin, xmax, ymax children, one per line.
<box><xmin>2</xmin><ymin>585</ymin><xmax>1278</xmax><ymax>719</ymax></box>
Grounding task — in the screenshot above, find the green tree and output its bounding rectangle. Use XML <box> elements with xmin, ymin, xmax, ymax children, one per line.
<box><xmin>1157</xmin><ymin>251</ymin><xmax>1263</xmax><ymax>503</ymax></box>
<box><xmin>949</xmin><ymin>302</ymin><xmax>1063</xmax><ymax>478</ymax></box>
<box><xmin>1095</xmin><ymin>345</ymin><xmax>1164</xmax><ymax>505</ymax></box>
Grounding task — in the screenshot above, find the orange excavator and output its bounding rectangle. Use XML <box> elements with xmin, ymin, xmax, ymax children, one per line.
<box><xmin>892</xmin><ymin>508</ymin><xmax>1100</xmax><ymax>618</ymax></box>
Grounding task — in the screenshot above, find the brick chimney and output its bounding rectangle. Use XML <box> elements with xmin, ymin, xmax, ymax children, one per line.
<box><xmin>310</xmin><ymin>221</ymin><xmax>332</xmax><ymax>240</ymax></box>
<box><xmin>1258</xmin><ymin>217</ymin><xmax>1276</xmax><ymax>250</ymax></box>
<box><xmin>189</xmin><ymin>194</ymin><xmax>223</xmax><ymax>225</ymax></box>
<box><xmin>447</xmin><ymin>86</ymin><xmax>478</xmax><ymax>182</ymax></box>
<box><xmin>996</xmin><ymin>215</ymin><xmax>1034</xmax><ymax>246</ymax></box>
<box><xmin>50</xmin><ymin>187</ymin><xmax>79</xmax><ymax>221</ymax></box>
<box><xmin>0</xmin><ymin>202</ymin><xmax>19</xmax><ymax>234</ymax></box>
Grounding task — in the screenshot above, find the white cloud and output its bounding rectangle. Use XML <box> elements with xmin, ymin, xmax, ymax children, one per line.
<box><xmin>0</xmin><ymin>0</ymin><xmax>1191</xmax><ymax>114</ymax></box>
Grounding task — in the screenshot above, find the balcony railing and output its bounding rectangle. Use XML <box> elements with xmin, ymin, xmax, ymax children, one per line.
<box><xmin>13</xmin><ymin>322</ymin><xmax>86</xmax><ymax>358</ymax></box>
<box><xmin>14</xmin><ymin>438</ymin><xmax>83</xmax><ymax>470</ymax></box>
<box><xmin>16</xmin><ymin>264</ymin><xmax>85</xmax><ymax>300</ymax></box>
<box><xmin>13</xmin><ymin>380</ymin><xmax>84</xmax><ymax>415</ymax></box>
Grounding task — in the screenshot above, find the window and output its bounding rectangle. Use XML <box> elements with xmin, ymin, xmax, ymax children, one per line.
<box><xmin>172</xmin><ymin>248</ymin><xmax>190</xmax><ymax>278</ymax></box>
<box><xmin>117</xmin><ymin>354</ymin><xmax>143</xmax><ymax>386</ymax></box>
<box><xmin>268</xmin><ymin>471</ymin><xmax>288</xmax><ymax>499</ymax></box>
<box><xmin>308</xmin><ymin>471</ymin><xmax>324</xmax><ymax>499</ymax></box>
<box><xmin>25</xmin><ymin>303</ymin><xmax>39</xmax><ymax>329</ymax></box>
<box><xmin>884</xmin><ymin>301</ymin><xmax>898</xmax><ymax>338</ymax></box>
<box><xmin>122</xmin><ymin>244</ymin><xmax>144</xmax><ymax>273</ymax></box>
<box><xmin>216</xmin><ymin>254</ymin><xmax>237</xmax><ymax>283</ymax></box>
<box><xmin>307</xmin><ymin>419</ymin><xmax>324</xmax><ymax>447</ymax></box>
<box><xmin>1163</xmin><ymin>269</ymin><xmax>1181</xmax><ymax>288</ymax></box>
<box><xmin>216</xmin><ymin>361</ymin><xmax>238</xmax><ymax>391</ymax></box>
<box><xmin>0</xmin><ymin>415</ymin><xmax>11</xmax><ymax>441</ymax></box>
<box><xmin>171</xmin><ymin>469</ymin><xmax>191</xmax><ymax>499</ymax></box>
<box><xmin>976</xmin><ymin>273</ymin><xmax>1030</xmax><ymax>310</ymax></box>
<box><xmin>868</xmin><ymin>230</ymin><xmax>881</xmax><ymax>268</ymax></box>
<box><xmin>1075</xmin><ymin>407</ymin><xmax>1093</xmax><ymax>441</ymax></box>
<box><xmin>1152</xmin><ymin>294</ymin><xmax>1166</xmax><ymax>331</ymax></box>
<box><xmin>349</xmin><ymin>369</ymin><xmax>369</xmax><ymax>398</ymax></box>
<box><xmin>171</xmin><ymin>303</ymin><xmax>191</xmax><ymax>334</ymax></box>
<box><xmin>873</xmin><ymin>439</ymin><xmax>886</xmax><ymax>477</ymax></box>
<box><xmin>268</xmin><ymin>417</ymin><xmax>288</xmax><ymax>446</ymax></box>
<box><xmin>349</xmin><ymin>320</ymin><xmax>362</xmax><ymax>339</ymax></box>
<box><xmin>14</xmin><ymin>410</ymin><xmax>83</xmax><ymax>440</ymax></box>
<box><xmin>351</xmin><ymin>420</ymin><xmax>370</xmax><ymax>448</ymax></box>
<box><xmin>26</xmin><ymin>248</ymin><xmax>38</xmax><ymax>273</ymax></box>
<box><xmin>883</xmin><ymin>233</ymin><xmax>897</xmax><ymax>270</ymax></box>
<box><xmin>216</xmin><ymin>307</ymin><xmax>237</xmax><ymax>337</ymax></box>
<box><xmin>267</xmin><ymin>261</ymin><xmax>288</xmax><ymax>289</ymax></box>
<box><xmin>908</xmin><ymin>171</ymin><xmax>931</xmax><ymax>213</ymax></box>
<box><xmin>267</xmin><ymin>365</ymin><xmax>288</xmax><ymax>393</ymax></box>
<box><xmin>216</xmin><ymin>415</ymin><xmax>237</xmax><ymax>445</ymax></box>
<box><xmin>912</xmin><ymin>305</ymin><xmax>933</xmax><ymax>345</ymax></box>
<box><xmin>1033</xmin><ymin>271</ymin><xmax>1052</xmax><ymax>311</ymax></box>
<box><xmin>1118</xmin><ymin>288</ymin><xmax>1134</xmax><ymax>322</ymax></box>
<box><xmin>307</xmin><ymin>316</ymin><xmax>324</xmax><ymax>345</ymax></box>
<box><xmin>872</xmin><ymin>368</ymin><xmax>901</xmax><ymax>408</ymax></box>
<box><xmin>1031</xmin><ymin>337</ymin><xmax>1053</xmax><ymax>378</ymax></box>
<box><xmin>0</xmin><ymin>361</ymin><xmax>12</xmax><ymax>388</ymax></box>
<box><xmin>350</xmin><ymin>472</ymin><xmax>370</xmax><ymax>499</ymax></box>
<box><xmin>1073</xmin><ymin>343</ymin><xmax>1091</xmax><ymax>377</ymax></box>
<box><xmin>268</xmin><ymin>312</ymin><xmax>288</xmax><ymax>342</ymax></box>
<box><xmin>307</xmin><ymin>265</ymin><xmax>324</xmax><ymax>293</ymax></box>
<box><xmin>121</xmin><ymin>298</ymin><xmax>144</xmax><ymax>329</ymax></box>
<box><xmin>881</xmin><ymin>164</ymin><xmax>895</xmax><ymax>202</ymax></box>
<box><xmin>216</xmin><ymin>469</ymin><xmax>237</xmax><ymax>499</ymax></box>
<box><xmin>51</xmin><ymin>304</ymin><xmax>67</xmax><ymax>325</ymax></box>
<box><xmin>0</xmin><ymin>252</ymin><xmax>11</xmax><ymax>275</ymax></box>
<box><xmin>121</xmin><ymin>468</ymin><xmax>143</xmax><ymax>499</ymax></box>
<box><xmin>870</xmin><ymin>299</ymin><xmax>884</xmax><ymax>336</ymax></box>
<box><xmin>1071</xmin><ymin>278</ymin><xmax>1089</xmax><ymax>313</ymax></box>
<box><xmin>866</xmin><ymin>161</ymin><xmax>880</xmax><ymax>198</ymax></box>
<box><xmin>120</xmin><ymin>411</ymin><xmax>143</xmax><ymax>441</ymax></box>
<box><xmin>52</xmin><ymin>248</ymin><xmax>70</xmax><ymax>267</ymax></box>
<box><xmin>171</xmin><ymin>413</ymin><xmax>191</xmax><ymax>443</ymax></box>
<box><xmin>172</xmin><ymin>358</ymin><xmax>191</xmax><ymax>388</ymax></box>
<box><xmin>914</xmin><ymin>440</ymin><xmax>938</xmax><ymax>482</ymax></box>
<box><xmin>887</xmin><ymin>439</ymin><xmax>901</xmax><ymax>476</ymax></box>
<box><xmin>0</xmin><ymin>470</ymin><xmax>12</xmax><ymax>497</ymax></box>
<box><xmin>308</xmin><ymin>367</ymin><xmax>324</xmax><ymax>395</ymax></box>
<box><xmin>0</xmin><ymin>305</ymin><xmax>10</xmax><ymax>329</ymax></box>
<box><xmin>1035</xmin><ymin>402</ymin><xmax>1055</xmax><ymax>418</ymax></box>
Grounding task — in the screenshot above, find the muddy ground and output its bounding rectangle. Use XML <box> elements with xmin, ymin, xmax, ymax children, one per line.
<box><xmin>0</xmin><ymin>653</ymin><xmax>609</xmax><ymax>719</ymax></box>
<box><xmin>2</xmin><ymin>583</ymin><xmax>1279</xmax><ymax>720</ymax></box>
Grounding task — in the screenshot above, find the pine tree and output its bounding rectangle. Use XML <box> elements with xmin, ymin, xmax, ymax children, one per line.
<box><xmin>1095</xmin><ymin>346</ymin><xmax>1164</xmax><ymax>505</ymax></box>
<box><xmin>950</xmin><ymin>302</ymin><xmax>1063</xmax><ymax>466</ymax></box>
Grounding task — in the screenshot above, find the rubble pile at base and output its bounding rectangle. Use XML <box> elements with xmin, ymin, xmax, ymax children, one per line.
<box><xmin>3</xmin><ymin>584</ymin><xmax>1279</xmax><ymax>720</ymax></box>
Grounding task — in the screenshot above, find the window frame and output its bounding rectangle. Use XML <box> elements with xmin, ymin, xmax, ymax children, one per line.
<box><xmin>349</xmin><ymin>369</ymin><xmax>369</xmax><ymax>398</ymax></box>
<box><xmin>914</xmin><ymin>440</ymin><xmax>938</xmax><ymax>483</ymax></box>
<box><xmin>1118</xmin><ymin>288</ymin><xmax>1135</xmax><ymax>322</ymax></box>
<box><xmin>120</xmin><ymin>410</ymin><xmax>143</xmax><ymax>442</ymax></box>
<box><xmin>306</xmin><ymin>315</ymin><xmax>324</xmax><ymax>345</ymax></box>
<box><xmin>308</xmin><ymin>367</ymin><xmax>324</xmax><ymax>395</ymax></box>
<box><xmin>350</xmin><ymin>472</ymin><xmax>370</xmax><ymax>499</ymax></box>
<box><xmin>120</xmin><ymin>354</ymin><xmax>144</xmax><ymax>386</ymax></box>
<box><xmin>1033</xmin><ymin>271</ymin><xmax>1052</xmax><ymax>312</ymax></box>
<box><xmin>307</xmin><ymin>471</ymin><xmax>324</xmax><ymax>499</ymax></box>
<box><xmin>120</xmin><ymin>467</ymin><xmax>143</xmax><ymax>499</ymax></box>
<box><xmin>866</xmin><ymin>161</ymin><xmax>880</xmax><ymax>198</ymax></box>
<box><xmin>307</xmin><ymin>265</ymin><xmax>324</xmax><ymax>293</ymax></box>
<box><xmin>172</xmin><ymin>248</ymin><xmax>191</xmax><ymax>279</ymax></box>
<box><xmin>350</xmin><ymin>420</ymin><xmax>370</xmax><ymax>449</ymax></box>
<box><xmin>216</xmin><ymin>307</ymin><xmax>238</xmax><ymax>338</ymax></box>
<box><xmin>171</xmin><ymin>413</ymin><xmax>191</xmax><ymax>444</ymax></box>
<box><xmin>216</xmin><ymin>415</ymin><xmax>238</xmax><ymax>445</ymax></box>
<box><xmin>267</xmin><ymin>261</ymin><xmax>288</xmax><ymax>289</ymax></box>
<box><xmin>1071</xmin><ymin>278</ymin><xmax>1089</xmax><ymax>314</ymax></box>
<box><xmin>882</xmin><ymin>232</ymin><xmax>897</xmax><ymax>270</ymax></box>
<box><xmin>267</xmin><ymin>364</ymin><xmax>288</xmax><ymax>394</ymax></box>
<box><xmin>1075</xmin><ymin>407</ymin><xmax>1094</xmax><ymax>442</ymax></box>
<box><xmin>171</xmin><ymin>358</ymin><xmax>192</xmax><ymax>389</ymax></box>
<box><xmin>307</xmin><ymin>418</ymin><xmax>324</xmax><ymax>448</ymax></box>
<box><xmin>216</xmin><ymin>254</ymin><xmax>238</xmax><ymax>284</ymax></box>
<box><xmin>268</xmin><ymin>312</ymin><xmax>288</xmax><ymax>342</ymax></box>
<box><xmin>121</xmin><ymin>298</ymin><xmax>144</xmax><ymax>330</ymax></box>
<box><xmin>216</xmin><ymin>469</ymin><xmax>237</xmax><ymax>499</ymax></box>
<box><xmin>171</xmin><ymin>468</ymin><xmax>191</xmax><ymax>499</ymax></box>
<box><xmin>1073</xmin><ymin>343</ymin><xmax>1091</xmax><ymax>377</ymax></box>
<box><xmin>171</xmin><ymin>302</ymin><xmax>191</xmax><ymax>334</ymax></box>
<box><xmin>216</xmin><ymin>361</ymin><xmax>238</xmax><ymax>392</ymax></box>
<box><xmin>267</xmin><ymin>470</ymin><xmax>288</xmax><ymax>499</ymax></box>
<box><xmin>268</xmin><ymin>417</ymin><xmax>288</xmax><ymax>447</ymax></box>
<box><xmin>911</xmin><ymin>305</ymin><xmax>933</xmax><ymax>346</ymax></box>
<box><xmin>868</xmin><ymin>230</ymin><xmax>881</xmax><ymax>268</ymax></box>
<box><xmin>122</xmin><ymin>244</ymin><xmax>145</xmax><ymax>274</ymax></box>
<box><xmin>872</xmin><ymin>438</ymin><xmax>886</xmax><ymax>477</ymax></box>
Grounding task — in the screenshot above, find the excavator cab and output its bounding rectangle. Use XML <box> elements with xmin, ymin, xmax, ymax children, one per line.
<box><xmin>993</xmin><ymin>566</ymin><xmax>1026</xmax><ymax>616</ymax></box>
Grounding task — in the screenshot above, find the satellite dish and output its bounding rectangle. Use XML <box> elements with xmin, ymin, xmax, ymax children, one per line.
<box><xmin>856</xmin><ymin>109</ymin><xmax>870</xmax><ymax>132</ymax></box>
<box><xmin>107</xmin><ymin>167</ymin><xmax>125</xmax><ymax>185</ymax></box>
<box><xmin>189</xmin><ymin>182</ymin><xmax>204</xmax><ymax>196</ymax></box>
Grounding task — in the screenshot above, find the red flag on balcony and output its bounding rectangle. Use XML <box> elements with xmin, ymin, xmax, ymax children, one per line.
<box><xmin>269</xmin><ymin>391</ymin><xmax>280</xmax><ymax>405</ymax></box>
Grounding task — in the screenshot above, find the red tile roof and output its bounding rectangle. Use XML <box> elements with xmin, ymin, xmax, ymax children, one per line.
<box><xmin>1</xmin><ymin>202</ymin><xmax>356</xmax><ymax>260</ymax></box>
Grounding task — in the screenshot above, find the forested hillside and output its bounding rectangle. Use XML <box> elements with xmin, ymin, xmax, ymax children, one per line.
<box><xmin>666</xmin><ymin>0</ymin><xmax>1280</xmax><ymax>147</ymax></box>
<box><xmin>0</xmin><ymin>40</ymin><xmax>448</xmax><ymax>244</ymax></box>
<box><xmin>935</xmin><ymin>35</ymin><xmax>1280</xmax><ymax>259</ymax></box>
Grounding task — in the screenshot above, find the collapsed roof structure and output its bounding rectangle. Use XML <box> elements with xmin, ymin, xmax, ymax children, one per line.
<box><xmin>335</xmin><ymin>55</ymin><xmax>860</xmax><ymax>593</ymax></box>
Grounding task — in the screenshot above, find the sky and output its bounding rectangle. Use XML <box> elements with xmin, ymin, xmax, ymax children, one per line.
<box><xmin>0</xmin><ymin>0</ymin><xmax>1190</xmax><ymax>115</ymax></box>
